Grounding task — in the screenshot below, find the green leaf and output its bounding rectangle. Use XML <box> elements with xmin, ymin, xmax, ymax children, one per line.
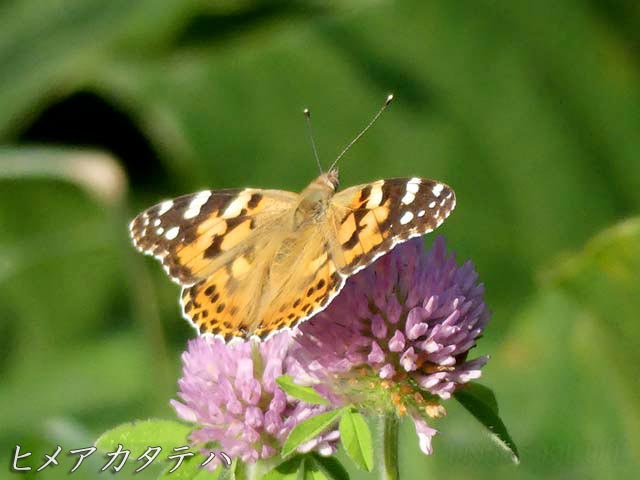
<box><xmin>234</xmin><ymin>460</ymin><xmax>247</xmax><ymax>480</ymax></box>
<box><xmin>309</xmin><ymin>453</ymin><xmax>350</xmax><ymax>480</ymax></box>
<box><xmin>281</xmin><ymin>408</ymin><xmax>345</xmax><ymax>459</ymax></box>
<box><xmin>454</xmin><ymin>384</ymin><xmax>520</xmax><ymax>464</ymax></box>
<box><xmin>159</xmin><ymin>456</ymin><xmax>222</xmax><ymax>480</ymax></box>
<box><xmin>95</xmin><ymin>419</ymin><xmax>192</xmax><ymax>460</ymax></box>
<box><xmin>276</xmin><ymin>375</ymin><xmax>329</xmax><ymax>406</ymax></box>
<box><xmin>263</xmin><ymin>454</ymin><xmax>349</xmax><ymax>480</ymax></box>
<box><xmin>303</xmin><ymin>457</ymin><xmax>328</xmax><ymax>480</ymax></box>
<box><xmin>262</xmin><ymin>455</ymin><xmax>304</xmax><ymax>480</ymax></box>
<box><xmin>461</xmin><ymin>382</ymin><xmax>499</xmax><ymax>415</ymax></box>
<box><xmin>338</xmin><ymin>410</ymin><xmax>373</xmax><ymax>471</ymax></box>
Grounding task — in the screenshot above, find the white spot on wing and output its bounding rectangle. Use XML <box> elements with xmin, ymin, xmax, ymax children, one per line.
<box><xmin>223</xmin><ymin>191</ymin><xmax>251</xmax><ymax>218</ymax></box>
<box><xmin>401</xmin><ymin>191</ymin><xmax>415</xmax><ymax>205</ymax></box>
<box><xmin>158</xmin><ymin>200</ymin><xmax>173</xmax><ymax>216</ymax></box>
<box><xmin>400</xmin><ymin>211</ymin><xmax>414</xmax><ymax>225</ymax></box>
<box><xmin>165</xmin><ymin>226</ymin><xmax>180</xmax><ymax>240</ymax></box>
<box><xmin>406</xmin><ymin>181</ymin><xmax>420</xmax><ymax>194</ymax></box>
<box><xmin>153</xmin><ymin>218</ymin><xmax>161</xmax><ymax>227</ymax></box>
<box><xmin>429</xmin><ymin>201</ymin><xmax>436</xmax><ymax>208</ymax></box>
<box><xmin>184</xmin><ymin>191</ymin><xmax>211</xmax><ymax>219</ymax></box>
<box><xmin>156</xmin><ymin>227</ymin><xmax>164</xmax><ymax>235</ymax></box>
<box><xmin>432</xmin><ymin>184</ymin><xmax>444</xmax><ymax>197</ymax></box>
<box><xmin>418</xmin><ymin>210</ymin><xmax>426</xmax><ymax>217</ymax></box>
<box><xmin>401</xmin><ymin>179</ymin><xmax>421</xmax><ymax>205</ymax></box>
<box><xmin>366</xmin><ymin>181</ymin><xmax>384</xmax><ymax>208</ymax></box>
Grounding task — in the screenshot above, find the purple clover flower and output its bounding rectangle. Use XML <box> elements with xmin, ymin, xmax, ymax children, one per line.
<box><xmin>171</xmin><ymin>332</ymin><xmax>338</xmax><ymax>468</ymax></box>
<box><xmin>291</xmin><ymin>237</ymin><xmax>490</xmax><ymax>455</ymax></box>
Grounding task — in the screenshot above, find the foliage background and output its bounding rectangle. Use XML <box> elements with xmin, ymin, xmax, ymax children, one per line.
<box><xmin>1</xmin><ymin>0</ymin><xmax>639</xmax><ymax>478</ymax></box>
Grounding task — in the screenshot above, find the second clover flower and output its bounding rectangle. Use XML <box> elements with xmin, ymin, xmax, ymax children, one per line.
<box><xmin>290</xmin><ymin>237</ymin><xmax>490</xmax><ymax>455</ymax></box>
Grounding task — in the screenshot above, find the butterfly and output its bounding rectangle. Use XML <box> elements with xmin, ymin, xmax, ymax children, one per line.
<box><xmin>129</xmin><ymin>97</ymin><xmax>456</xmax><ymax>342</ymax></box>
<box><xmin>129</xmin><ymin>171</ymin><xmax>455</xmax><ymax>341</ymax></box>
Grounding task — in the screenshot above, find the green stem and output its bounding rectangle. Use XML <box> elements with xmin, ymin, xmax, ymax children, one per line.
<box><xmin>219</xmin><ymin>461</ymin><xmax>237</xmax><ymax>480</ymax></box>
<box><xmin>380</xmin><ymin>413</ymin><xmax>400</xmax><ymax>480</ymax></box>
<box><xmin>242</xmin><ymin>460</ymin><xmax>269</xmax><ymax>480</ymax></box>
<box><xmin>242</xmin><ymin>462</ymin><xmax>254</xmax><ymax>480</ymax></box>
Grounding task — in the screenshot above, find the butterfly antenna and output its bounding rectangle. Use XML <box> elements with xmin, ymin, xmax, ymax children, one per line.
<box><xmin>329</xmin><ymin>93</ymin><xmax>394</xmax><ymax>172</ymax></box>
<box><xmin>303</xmin><ymin>108</ymin><xmax>323</xmax><ymax>174</ymax></box>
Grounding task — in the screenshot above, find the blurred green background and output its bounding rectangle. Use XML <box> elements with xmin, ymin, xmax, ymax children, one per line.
<box><xmin>1</xmin><ymin>0</ymin><xmax>639</xmax><ymax>479</ymax></box>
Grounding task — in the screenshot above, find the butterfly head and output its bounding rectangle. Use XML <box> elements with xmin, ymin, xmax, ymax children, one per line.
<box><xmin>306</xmin><ymin>168</ymin><xmax>338</xmax><ymax>196</ymax></box>
<box><xmin>324</xmin><ymin>168</ymin><xmax>339</xmax><ymax>190</ymax></box>
<box><xmin>295</xmin><ymin>169</ymin><xmax>339</xmax><ymax>226</ymax></box>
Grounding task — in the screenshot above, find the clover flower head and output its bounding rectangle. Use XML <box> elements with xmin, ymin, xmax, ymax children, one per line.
<box><xmin>291</xmin><ymin>237</ymin><xmax>490</xmax><ymax>455</ymax></box>
<box><xmin>171</xmin><ymin>331</ymin><xmax>338</xmax><ymax>468</ymax></box>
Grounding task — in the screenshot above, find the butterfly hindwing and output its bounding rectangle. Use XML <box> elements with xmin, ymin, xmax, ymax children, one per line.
<box><xmin>253</xmin><ymin>239</ymin><xmax>344</xmax><ymax>339</ymax></box>
<box><xmin>179</xmin><ymin>238</ymin><xmax>266</xmax><ymax>340</ymax></box>
<box><xmin>179</xmin><ymin>217</ymin><xmax>344</xmax><ymax>341</ymax></box>
<box><xmin>330</xmin><ymin>178</ymin><xmax>456</xmax><ymax>275</ymax></box>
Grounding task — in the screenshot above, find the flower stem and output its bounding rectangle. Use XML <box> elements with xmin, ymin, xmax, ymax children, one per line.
<box><xmin>242</xmin><ymin>462</ymin><xmax>253</xmax><ymax>480</ymax></box>
<box><xmin>380</xmin><ymin>413</ymin><xmax>400</xmax><ymax>480</ymax></box>
<box><xmin>243</xmin><ymin>460</ymin><xmax>270</xmax><ymax>480</ymax></box>
<box><xmin>219</xmin><ymin>461</ymin><xmax>237</xmax><ymax>480</ymax></box>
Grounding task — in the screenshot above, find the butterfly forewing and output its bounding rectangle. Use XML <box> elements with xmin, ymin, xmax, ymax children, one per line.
<box><xmin>330</xmin><ymin>178</ymin><xmax>456</xmax><ymax>275</ymax></box>
<box><xmin>129</xmin><ymin>189</ymin><xmax>297</xmax><ymax>285</ymax></box>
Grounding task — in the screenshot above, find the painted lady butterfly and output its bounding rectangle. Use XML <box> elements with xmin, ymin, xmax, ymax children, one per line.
<box><xmin>129</xmin><ymin>99</ymin><xmax>456</xmax><ymax>341</ymax></box>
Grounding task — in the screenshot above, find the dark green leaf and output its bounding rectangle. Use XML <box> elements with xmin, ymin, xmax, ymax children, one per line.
<box><xmin>338</xmin><ymin>410</ymin><xmax>373</xmax><ymax>471</ymax></box>
<box><xmin>461</xmin><ymin>382</ymin><xmax>499</xmax><ymax>415</ymax></box>
<box><xmin>454</xmin><ymin>385</ymin><xmax>520</xmax><ymax>464</ymax></box>
<box><xmin>276</xmin><ymin>375</ymin><xmax>329</xmax><ymax>406</ymax></box>
<box><xmin>262</xmin><ymin>455</ymin><xmax>304</xmax><ymax>480</ymax></box>
<box><xmin>303</xmin><ymin>457</ymin><xmax>328</xmax><ymax>480</ymax></box>
<box><xmin>282</xmin><ymin>409</ymin><xmax>345</xmax><ymax>459</ymax></box>
<box><xmin>309</xmin><ymin>453</ymin><xmax>350</xmax><ymax>480</ymax></box>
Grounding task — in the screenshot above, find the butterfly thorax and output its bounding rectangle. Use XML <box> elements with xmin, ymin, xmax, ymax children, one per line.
<box><xmin>293</xmin><ymin>170</ymin><xmax>339</xmax><ymax>228</ymax></box>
